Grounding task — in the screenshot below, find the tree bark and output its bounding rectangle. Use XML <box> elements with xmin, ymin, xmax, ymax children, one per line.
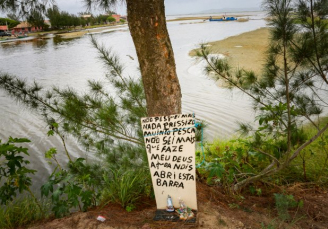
<box><xmin>126</xmin><ymin>0</ymin><xmax>182</xmax><ymax>117</ymax></box>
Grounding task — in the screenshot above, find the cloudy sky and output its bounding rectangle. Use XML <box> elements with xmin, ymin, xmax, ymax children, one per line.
<box><xmin>54</xmin><ymin>0</ymin><xmax>263</xmax><ymax>15</ymax></box>
<box><xmin>0</xmin><ymin>0</ymin><xmax>263</xmax><ymax>18</ymax></box>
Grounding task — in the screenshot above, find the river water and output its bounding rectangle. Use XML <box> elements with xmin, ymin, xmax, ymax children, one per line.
<box><xmin>0</xmin><ymin>12</ymin><xmax>267</xmax><ymax>188</ymax></box>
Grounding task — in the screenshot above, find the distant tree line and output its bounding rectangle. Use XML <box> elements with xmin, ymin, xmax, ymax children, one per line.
<box><xmin>46</xmin><ymin>6</ymin><xmax>120</xmax><ymax>30</ymax></box>
<box><xmin>46</xmin><ymin>6</ymin><xmax>85</xmax><ymax>29</ymax></box>
<box><xmin>27</xmin><ymin>10</ymin><xmax>46</xmax><ymax>28</ymax></box>
<box><xmin>0</xmin><ymin>18</ymin><xmax>19</xmax><ymax>29</ymax></box>
<box><xmin>2</xmin><ymin>6</ymin><xmax>122</xmax><ymax>31</ymax></box>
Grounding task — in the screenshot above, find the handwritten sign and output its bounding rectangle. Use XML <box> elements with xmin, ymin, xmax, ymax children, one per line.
<box><xmin>141</xmin><ymin>114</ymin><xmax>197</xmax><ymax>210</ymax></box>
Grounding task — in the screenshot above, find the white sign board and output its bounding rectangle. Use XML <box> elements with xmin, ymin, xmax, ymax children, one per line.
<box><xmin>141</xmin><ymin>114</ymin><xmax>197</xmax><ymax>210</ymax></box>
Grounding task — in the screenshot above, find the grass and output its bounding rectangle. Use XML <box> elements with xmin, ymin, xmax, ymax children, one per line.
<box><xmin>197</xmin><ymin>116</ymin><xmax>328</xmax><ymax>187</ymax></box>
<box><xmin>205</xmin><ymin>138</ymin><xmax>246</xmax><ymax>155</ymax></box>
<box><xmin>292</xmin><ymin>16</ymin><xmax>328</xmax><ymax>29</ymax></box>
<box><xmin>0</xmin><ymin>197</ymin><xmax>51</xmax><ymax>229</ymax></box>
<box><xmin>286</xmin><ymin>117</ymin><xmax>328</xmax><ymax>185</ymax></box>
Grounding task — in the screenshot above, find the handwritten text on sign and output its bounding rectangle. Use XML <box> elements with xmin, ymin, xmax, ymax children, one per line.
<box><xmin>141</xmin><ymin>114</ymin><xmax>197</xmax><ymax>210</ymax></box>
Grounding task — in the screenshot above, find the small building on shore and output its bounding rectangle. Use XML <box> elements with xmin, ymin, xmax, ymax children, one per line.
<box><xmin>120</xmin><ymin>16</ymin><xmax>127</xmax><ymax>21</ymax></box>
<box><xmin>0</xmin><ymin>25</ymin><xmax>8</xmax><ymax>30</ymax></box>
<box><xmin>111</xmin><ymin>14</ymin><xmax>121</xmax><ymax>22</ymax></box>
<box><xmin>44</xmin><ymin>20</ymin><xmax>51</xmax><ymax>29</ymax></box>
<box><xmin>81</xmin><ymin>14</ymin><xmax>92</xmax><ymax>19</ymax></box>
<box><xmin>13</xmin><ymin>22</ymin><xmax>43</xmax><ymax>33</ymax></box>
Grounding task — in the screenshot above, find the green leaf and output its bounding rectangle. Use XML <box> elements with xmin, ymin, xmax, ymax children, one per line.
<box><xmin>47</xmin><ymin>130</ymin><xmax>55</xmax><ymax>136</ymax></box>
<box><xmin>52</xmin><ymin>189</ymin><xmax>63</xmax><ymax>202</ymax></box>
<box><xmin>81</xmin><ymin>190</ymin><xmax>93</xmax><ymax>211</ymax></box>
<box><xmin>52</xmin><ymin>123</ymin><xmax>59</xmax><ymax>128</ymax></box>
<box><xmin>66</xmin><ymin>184</ymin><xmax>82</xmax><ymax>207</ymax></box>
<box><xmin>52</xmin><ymin>200</ymin><xmax>69</xmax><ymax>218</ymax></box>
<box><xmin>208</xmin><ymin>163</ymin><xmax>225</xmax><ymax>178</ymax></box>
<box><xmin>259</xmin><ymin>117</ymin><xmax>264</xmax><ymax>125</ymax></box>
<box><xmin>0</xmin><ymin>144</ymin><xmax>15</xmax><ymax>153</ymax></box>
<box><xmin>41</xmin><ymin>181</ymin><xmax>53</xmax><ymax>197</ymax></box>
<box><xmin>45</xmin><ymin>148</ymin><xmax>57</xmax><ymax>159</ymax></box>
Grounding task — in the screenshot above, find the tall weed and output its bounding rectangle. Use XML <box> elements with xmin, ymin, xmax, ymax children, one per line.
<box><xmin>274</xmin><ymin>193</ymin><xmax>302</xmax><ymax>221</ymax></box>
<box><xmin>101</xmin><ymin>168</ymin><xmax>152</xmax><ymax>209</ymax></box>
<box><xmin>0</xmin><ymin>197</ymin><xmax>50</xmax><ymax>229</ymax></box>
<box><xmin>202</xmin><ymin>138</ymin><xmax>266</xmax><ymax>192</ymax></box>
<box><xmin>283</xmin><ymin>117</ymin><xmax>328</xmax><ymax>185</ymax></box>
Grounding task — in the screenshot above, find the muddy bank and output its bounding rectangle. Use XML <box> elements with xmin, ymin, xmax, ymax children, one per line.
<box><xmin>28</xmin><ymin>182</ymin><xmax>328</xmax><ymax>229</ymax></box>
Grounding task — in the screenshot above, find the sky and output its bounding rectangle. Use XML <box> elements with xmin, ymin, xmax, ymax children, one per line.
<box><xmin>53</xmin><ymin>0</ymin><xmax>263</xmax><ymax>16</ymax></box>
<box><xmin>0</xmin><ymin>0</ymin><xmax>263</xmax><ymax>18</ymax></box>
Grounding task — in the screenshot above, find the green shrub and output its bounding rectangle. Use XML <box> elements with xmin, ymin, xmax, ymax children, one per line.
<box><xmin>41</xmin><ymin>157</ymin><xmax>104</xmax><ymax>218</ymax></box>
<box><xmin>107</xmin><ymin>16</ymin><xmax>116</xmax><ymax>23</ymax></box>
<box><xmin>0</xmin><ymin>137</ymin><xmax>37</xmax><ymax>204</ymax></box>
<box><xmin>274</xmin><ymin>193</ymin><xmax>302</xmax><ymax>221</ymax></box>
<box><xmin>202</xmin><ymin>138</ymin><xmax>266</xmax><ymax>191</ymax></box>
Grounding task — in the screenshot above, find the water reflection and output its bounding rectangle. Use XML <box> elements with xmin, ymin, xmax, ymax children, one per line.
<box><xmin>0</xmin><ymin>40</ymin><xmax>26</xmax><ymax>51</ymax></box>
<box><xmin>32</xmin><ymin>39</ymin><xmax>48</xmax><ymax>49</ymax></box>
<box><xmin>0</xmin><ymin>37</ymin><xmax>49</xmax><ymax>54</ymax></box>
<box><xmin>53</xmin><ymin>35</ymin><xmax>80</xmax><ymax>46</ymax></box>
<box><xmin>0</xmin><ymin>36</ymin><xmax>79</xmax><ymax>51</ymax></box>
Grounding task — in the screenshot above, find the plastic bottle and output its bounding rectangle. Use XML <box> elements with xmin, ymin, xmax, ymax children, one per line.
<box><xmin>166</xmin><ymin>195</ymin><xmax>174</xmax><ymax>212</ymax></box>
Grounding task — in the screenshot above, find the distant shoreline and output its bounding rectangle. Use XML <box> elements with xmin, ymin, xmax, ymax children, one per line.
<box><xmin>167</xmin><ymin>14</ymin><xmax>253</xmax><ymax>22</ymax></box>
<box><xmin>24</xmin><ymin>15</ymin><xmax>259</xmax><ymax>40</ymax></box>
<box><xmin>166</xmin><ymin>9</ymin><xmax>265</xmax><ymax>16</ymax></box>
<box><xmin>56</xmin><ymin>25</ymin><xmax>127</xmax><ymax>39</ymax></box>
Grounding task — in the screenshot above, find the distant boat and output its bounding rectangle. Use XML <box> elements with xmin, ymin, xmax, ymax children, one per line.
<box><xmin>0</xmin><ymin>36</ymin><xmax>34</xmax><ymax>43</ymax></box>
<box><xmin>209</xmin><ymin>17</ymin><xmax>237</xmax><ymax>21</ymax></box>
<box><xmin>17</xmin><ymin>35</ymin><xmax>28</xmax><ymax>38</ymax></box>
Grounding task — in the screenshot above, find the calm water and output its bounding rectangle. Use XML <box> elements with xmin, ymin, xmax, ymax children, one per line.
<box><xmin>0</xmin><ymin>12</ymin><xmax>267</xmax><ymax>188</ymax></box>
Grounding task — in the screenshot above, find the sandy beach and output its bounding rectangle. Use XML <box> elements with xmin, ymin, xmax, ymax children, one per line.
<box><xmin>190</xmin><ymin>27</ymin><xmax>270</xmax><ymax>73</ymax></box>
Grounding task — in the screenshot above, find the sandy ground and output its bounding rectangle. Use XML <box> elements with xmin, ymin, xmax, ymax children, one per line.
<box><xmin>190</xmin><ymin>27</ymin><xmax>270</xmax><ymax>74</ymax></box>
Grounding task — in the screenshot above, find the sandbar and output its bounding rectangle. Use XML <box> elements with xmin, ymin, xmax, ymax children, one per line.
<box><xmin>190</xmin><ymin>27</ymin><xmax>270</xmax><ymax>73</ymax></box>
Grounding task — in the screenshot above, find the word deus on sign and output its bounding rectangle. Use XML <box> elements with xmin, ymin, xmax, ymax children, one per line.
<box><xmin>141</xmin><ymin>114</ymin><xmax>198</xmax><ymax>210</ymax></box>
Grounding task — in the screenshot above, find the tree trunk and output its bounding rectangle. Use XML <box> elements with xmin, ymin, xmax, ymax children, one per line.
<box><xmin>126</xmin><ymin>0</ymin><xmax>182</xmax><ymax>117</ymax></box>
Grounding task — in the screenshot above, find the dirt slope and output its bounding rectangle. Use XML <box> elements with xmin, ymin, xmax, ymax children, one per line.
<box><xmin>28</xmin><ymin>182</ymin><xmax>328</xmax><ymax>229</ymax></box>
